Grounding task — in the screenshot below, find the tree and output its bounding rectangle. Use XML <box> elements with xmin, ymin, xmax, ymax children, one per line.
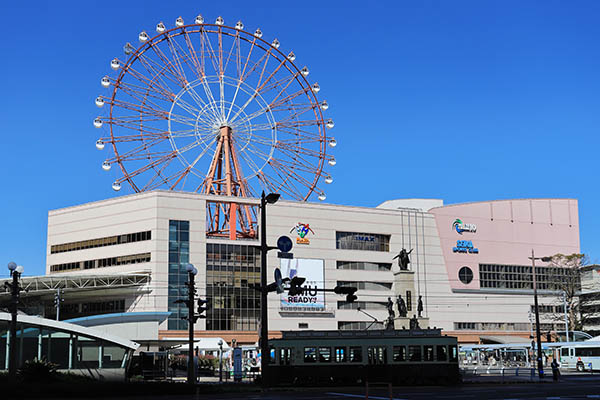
<box><xmin>544</xmin><ymin>253</ymin><xmax>600</xmax><ymax>336</ymax></box>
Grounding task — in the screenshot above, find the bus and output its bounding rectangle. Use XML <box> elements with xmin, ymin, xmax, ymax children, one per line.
<box><xmin>558</xmin><ymin>342</ymin><xmax>600</xmax><ymax>372</ymax></box>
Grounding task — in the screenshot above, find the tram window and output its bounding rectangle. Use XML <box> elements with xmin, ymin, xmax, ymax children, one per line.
<box><xmin>269</xmin><ymin>347</ymin><xmax>275</xmax><ymax>363</ymax></box>
<box><xmin>449</xmin><ymin>345</ymin><xmax>458</xmax><ymax>362</ymax></box>
<box><xmin>424</xmin><ymin>345</ymin><xmax>434</xmax><ymax>361</ymax></box>
<box><xmin>393</xmin><ymin>346</ymin><xmax>406</xmax><ymax>362</ymax></box>
<box><xmin>319</xmin><ymin>347</ymin><xmax>332</xmax><ymax>362</ymax></box>
<box><xmin>437</xmin><ymin>345</ymin><xmax>448</xmax><ymax>361</ymax></box>
<box><xmin>368</xmin><ymin>347</ymin><xmax>387</xmax><ymax>365</ymax></box>
<box><xmin>561</xmin><ymin>348</ymin><xmax>569</xmax><ymax>357</ymax></box>
<box><xmin>408</xmin><ymin>345</ymin><xmax>422</xmax><ymax>362</ymax></box>
<box><xmin>349</xmin><ymin>346</ymin><xmax>363</xmax><ymax>363</ymax></box>
<box><xmin>304</xmin><ymin>347</ymin><xmax>317</xmax><ymax>363</ymax></box>
<box><xmin>280</xmin><ymin>348</ymin><xmax>292</xmax><ymax>365</ymax></box>
<box><xmin>335</xmin><ymin>347</ymin><xmax>347</xmax><ymax>362</ymax></box>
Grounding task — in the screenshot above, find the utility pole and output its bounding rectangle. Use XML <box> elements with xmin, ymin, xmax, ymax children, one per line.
<box><xmin>258</xmin><ymin>191</ymin><xmax>280</xmax><ymax>387</ymax></box>
<box><xmin>529</xmin><ymin>250</ymin><xmax>552</xmax><ymax>379</ymax></box>
<box><xmin>5</xmin><ymin>262</ymin><xmax>24</xmax><ymax>378</ymax></box>
<box><xmin>563</xmin><ymin>291</ymin><xmax>569</xmax><ymax>342</ymax></box>
<box><xmin>54</xmin><ymin>288</ymin><xmax>64</xmax><ymax>321</ymax></box>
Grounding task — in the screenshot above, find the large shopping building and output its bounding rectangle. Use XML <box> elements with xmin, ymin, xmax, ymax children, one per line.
<box><xmin>44</xmin><ymin>191</ymin><xmax>580</xmax><ymax>345</ymax></box>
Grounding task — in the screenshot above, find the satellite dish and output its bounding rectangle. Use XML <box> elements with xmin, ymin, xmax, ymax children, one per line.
<box><xmin>274</xmin><ymin>268</ymin><xmax>284</xmax><ymax>294</ymax></box>
<box><xmin>277</xmin><ymin>236</ymin><xmax>293</xmax><ymax>253</ymax></box>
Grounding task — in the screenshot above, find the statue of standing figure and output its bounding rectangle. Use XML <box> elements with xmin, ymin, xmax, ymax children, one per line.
<box><xmin>409</xmin><ymin>315</ymin><xmax>420</xmax><ymax>330</ymax></box>
<box><xmin>386</xmin><ymin>297</ymin><xmax>395</xmax><ymax>319</ymax></box>
<box><xmin>396</xmin><ymin>294</ymin><xmax>407</xmax><ymax>318</ymax></box>
<box><xmin>417</xmin><ymin>295</ymin><xmax>424</xmax><ymax>318</ymax></box>
<box><xmin>393</xmin><ymin>248</ymin><xmax>413</xmax><ymax>270</ymax></box>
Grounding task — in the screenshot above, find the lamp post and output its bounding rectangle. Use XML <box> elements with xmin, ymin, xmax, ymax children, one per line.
<box><xmin>528</xmin><ymin>250</ymin><xmax>553</xmax><ymax>379</ymax></box>
<box><xmin>259</xmin><ymin>191</ymin><xmax>280</xmax><ymax>387</ymax></box>
<box><xmin>6</xmin><ymin>262</ymin><xmax>23</xmax><ymax>378</ymax></box>
<box><xmin>218</xmin><ymin>339</ymin><xmax>223</xmax><ymax>382</ymax></box>
<box><xmin>186</xmin><ymin>263</ymin><xmax>198</xmax><ymax>385</ymax></box>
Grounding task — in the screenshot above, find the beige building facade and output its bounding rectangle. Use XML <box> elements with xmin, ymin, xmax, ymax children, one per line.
<box><xmin>46</xmin><ymin>191</ymin><xmax>580</xmax><ymax>344</ymax></box>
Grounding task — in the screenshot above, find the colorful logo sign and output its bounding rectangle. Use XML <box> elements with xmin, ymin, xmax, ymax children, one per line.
<box><xmin>453</xmin><ymin>240</ymin><xmax>479</xmax><ymax>254</ymax></box>
<box><xmin>290</xmin><ymin>223</ymin><xmax>314</xmax><ymax>244</ymax></box>
<box><xmin>452</xmin><ymin>219</ymin><xmax>477</xmax><ymax>235</ymax></box>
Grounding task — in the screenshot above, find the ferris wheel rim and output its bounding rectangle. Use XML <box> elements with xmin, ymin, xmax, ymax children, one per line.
<box><xmin>103</xmin><ymin>19</ymin><xmax>332</xmax><ymax>201</ymax></box>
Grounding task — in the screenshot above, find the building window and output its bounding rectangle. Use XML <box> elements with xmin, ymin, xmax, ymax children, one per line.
<box><xmin>336</xmin><ymin>261</ymin><xmax>392</xmax><ymax>271</ymax></box>
<box><xmin>335</xmin><ymin>232</ymin><xmax>390</xmax><ymax>252</ymax></box>
<box><xmin>458</xmin><ymin>266</ymin><xmax>473</xmax><ymax>284</ymax></box>
<box><xmin>337</xmin><ymin>281</ymin><xmax>392</xmax><ymax>291</ymax></box>
<box><xmin>168</xmin><ymin>220</ymin><xmax>190</xmax><ymax>330</ymax></box>
<box><xmin>454</xmin><ymin>322</ymin><xmax>535</xmax><ymax>331</ymax></box>
<box><xmin>337</xmin><ymin>301</ymin><xmax>387</xmax><ymax>310</ymax></box>
<box><xmin>338</xmin><ymin>321</ymin><xmax>384</xmax><ymax>330</ymax></box>
<box><xmin>50</xmin><ymin>252</ymin><xmax>151</xmax><ymax>273</ymax></box>
<box><xmin>46</xmin><ymin>299</ymin><xmax>125</xmax><ymax>320</ymax></box>
<box><xmin>299</xmin><ymin>323</ymin><xmax>308</xmax><ymax>329</ymax></box>
<box><xmin>479</xmin><ymin>263</ymin><xmax>576</xmax><ymax>291</ymax></box>
<box><xmin>50</xmin><ymin>230</ymin><xmax>151</xmax><ymax>254</ymax></box>
<box><xmin>206</xmin><ymin>243</ymin><xmax>261</xmax><ymax>331</ymax></box>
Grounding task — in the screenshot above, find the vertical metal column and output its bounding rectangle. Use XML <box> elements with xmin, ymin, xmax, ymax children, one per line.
<box><xmin>531</xmin><ymin>250</ymin><xmax>544</xmax><ymax>379</ymax></box>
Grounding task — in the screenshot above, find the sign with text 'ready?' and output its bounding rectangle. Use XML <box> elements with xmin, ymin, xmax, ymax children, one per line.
<box><xmin>453</xmin><ymin>240</ymin><xmax>479</xmax><ymax>254</ymax></box>
<box><xmin>280</xmin><ymin>258</ymin><xmax>324</xmax><ymax>310</ymax></box>
<box><xmin>452</xmin><ymin>219</ymin><xmax>477</xmax><ymax>235</ymax></box>
<box><xmin>290</xmin><ymin>223</ymin><xmax>314</xmax><ymax>245</ymax></box>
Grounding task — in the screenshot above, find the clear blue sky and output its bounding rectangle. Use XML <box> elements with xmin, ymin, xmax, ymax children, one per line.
<box><xmin>1</xmin><ymin>1</ymin><xmax>599</xmax><ymax>278</ymax></box>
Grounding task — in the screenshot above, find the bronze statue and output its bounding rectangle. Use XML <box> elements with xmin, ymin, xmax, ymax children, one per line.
<box><xmin>386</xmin><ymin>297</ymin><xmax>395</xmax><ymax>319</ymax></box>
<box><xmin>393</xmin><ymin>248</ymin><xmax>413</xmax><ymax>270</ymax></box>
<box><xmin>409</xmin><ymin>315</ymin><xmax>420</xmax><ymax>330</ymax></box>
<box><xmin>396</xmin><ymin>295</ymin><xmax>407</xmax><ymax>317</ymax></box>
<box><xmin>417</xmin><ymin>295</ymin><xmax>424</xmax><ymax>318</ymax></box>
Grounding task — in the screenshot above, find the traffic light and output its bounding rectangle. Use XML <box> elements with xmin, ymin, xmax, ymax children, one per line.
<box><xmin>288</xmin><ymin>276</ymin><xmax>306</xmax><ymax>296</ymax></box>
<box><xmin>197</xmin><ymin>298</ymin><xmax>208</xmax><ymax>319</ymax></box>
<box><xmin>334</xmin><ymin>285</ymin><xmax>358</xmax><ymax>303</ymax></box>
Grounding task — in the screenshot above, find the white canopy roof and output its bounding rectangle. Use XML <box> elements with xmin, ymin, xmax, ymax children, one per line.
<box><xmin>178</xmin><ymin>337</ymin><xmax>231</xmax><ymax>351</ymax></box>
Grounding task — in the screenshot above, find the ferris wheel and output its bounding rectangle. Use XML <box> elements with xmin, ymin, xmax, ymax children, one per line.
<box><xmin>94</xmin><ymin>14</ymin><xmax>336</xmax><ymax>215</ymax></box>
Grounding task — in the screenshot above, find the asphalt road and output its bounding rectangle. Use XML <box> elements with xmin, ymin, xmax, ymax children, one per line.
<box><xmin>66</xmin><ymin>375</ymin><xmax>600</xmax><ymax>400</ymax></box>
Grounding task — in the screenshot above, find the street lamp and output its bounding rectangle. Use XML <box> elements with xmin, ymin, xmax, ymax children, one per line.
<box><xmin>6</xmin><ymin>262</ymin><xmax>23</xmax><ymax>378</ymax></box>
<box><xmin>185</xmin><ymin>263</ymin><xmax>198</xmax><ymax>385</ymax></box>
<box><xmin>218</xmin><ymin>339</ymin><xmax>223</xmax><ymax>382</ymax></box>
<box><xmin>259</xmin><ymin>191</ymin><xmax>280</xmax><ymax>387</ymax></box>
<box><xmin>528</xmin><ymin>250</ymin><xmax>552</xmax><ymax>379</ymax></box>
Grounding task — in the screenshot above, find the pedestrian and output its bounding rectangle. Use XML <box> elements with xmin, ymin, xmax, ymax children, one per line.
<box><xmin>551</xmin><ymin>358</ymin><xmax>560</xmax><ymax>382</ymax></box>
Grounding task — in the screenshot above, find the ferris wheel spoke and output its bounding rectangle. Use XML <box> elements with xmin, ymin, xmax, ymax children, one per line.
<box><xmin>165</xmin><ymin>36</ymin><xmax>192</xmax><ymax>83</ymax></box>
<box><xmin>182</xmin><ymin>31</ymin><xmax>205</xmax><ymax>79</ymax></box>
<box><xmin>268</xmin><ymin>159</ymin><xmax>316</xmax><ymax>198</ymax></box>
<box><xmin>261</xmin><ymin>165</ymin><xmax>304</xmax><ymax>200</ymax></box>
<box><xmin>112</xmin><ymin>80</ymin><xmax>172</xmax><ymax>111</ymax></box>
<box><xmin>200</xmin><ymin>29</ymin><xmax>220</xmax><ymax>78</ymax></box>
<box><xmin>147</xmin><ymin>44</ymin><xmax>188</xmax><ymax>88</ymax></box>
<box><xmin>109</xmin><ymin>118</ymin><xmax>165</xmax><ymax>134</ymax></box>
<box><xmin>222</xmin><ymin>31</ymin><xmax>239</xmax><ymax>75</ymax></box>
<box><xmin>127</xmin><ymin>54</ymin><xmax>174</xmax><ymax>100</ymax></box>
<box><xmin>125</xmin><ymin>63</ymin><xmax>176</xmax><ymax>101</ymax></box>
<box><xmin>135</xmin><ymin>51</ymin><xmax>185</xmax><ymax>93</ymax></box>
<box><xmin>275</xmin><ymin>141</ymin><xmax>326</xmax><ymax>159</ymax></box>
<box><xmin>109</xmin><ymin>98</ymin><xmax>167</xmax><ymax>118</ymax></box>
<box><xmin>269</xmin><ymin>87</ymin><xmax>311</xmax><ymax>110</ymax></box>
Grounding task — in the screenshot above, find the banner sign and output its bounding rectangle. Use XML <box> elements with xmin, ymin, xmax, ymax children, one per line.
<box><xmin>280</xmin><ymin>258</ymin><xmax>325</xmax><ymax>309</ymax></box>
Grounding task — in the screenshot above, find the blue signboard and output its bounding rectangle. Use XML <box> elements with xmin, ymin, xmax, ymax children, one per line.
<box><xmin>453</xmin><ymin>240</ymin><xmax>479</xmax><ymax>254</ymax></box>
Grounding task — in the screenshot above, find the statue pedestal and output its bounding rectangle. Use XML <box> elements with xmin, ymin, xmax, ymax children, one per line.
<box><xmin>394</xmin><ymin>269</ymin><xmax>417</xmax><ymax>315</ymax></box>
<box><xmin>394</xmin><ymin>317</ymin><xmax>429</xmax><ymax>330</ymax></box>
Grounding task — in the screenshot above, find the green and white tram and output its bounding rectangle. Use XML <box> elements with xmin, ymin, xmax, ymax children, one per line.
<box><xmin>266</xmin><ymin>328</ymin><xmax>459</xmax><ymax>385</ymax></box>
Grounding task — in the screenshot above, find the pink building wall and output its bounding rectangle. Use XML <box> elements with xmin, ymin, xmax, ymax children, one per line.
<box><xmin>429</xmin><ymin>199</ymin><xmax>580</xmax><ymax>291</ymax></box>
